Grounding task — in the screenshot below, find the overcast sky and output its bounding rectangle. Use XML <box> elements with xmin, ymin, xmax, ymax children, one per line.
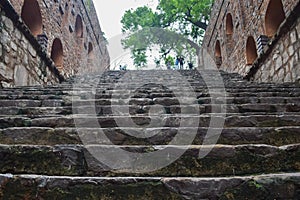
<box><xmin>92</xmin><ymin>0</ymin><xmax>158</xmax><ymax>69</ymax></box>
<box><xmin>93</xmin><ymin>0</ymin><xmax>157</xmax><ymax>38</ymax></box>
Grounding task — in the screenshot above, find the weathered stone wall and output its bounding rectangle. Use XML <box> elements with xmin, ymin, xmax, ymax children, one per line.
<box><xmin>203</xmin><ymin>0</ymin><xmax>300</xmax><ymax>83</ymax></box>
<box><xmin>253</xmin><ymin>13</ymin><xmax>300</xmax><ymax>82</ymax></box>
<box><xmin>8</xmin><ymin>0</ymin><xmax>110</xmax><ymax>77</ymax></box>
<box><xmin>0</xmin><ymin>2</ymin><xmax>62</xmax><ymax>87</ymax></box>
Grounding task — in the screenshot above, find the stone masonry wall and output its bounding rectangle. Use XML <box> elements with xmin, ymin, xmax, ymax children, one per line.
<box><xmin>253</xmin><ymin>12</ymin><xmax>300</xmax><ymax>82</ymax></box>
<box><xmin>8</xmin><ymin>0</ymin><xmax>110</xmax><ymax>77</ymax></box>
<box><xmin>0</xmin><ymin>2</ymin><xmax>62</xmax><ymax>87</ymax></box>
<box><xmin>203</xmin><ymin>0</ymin><xmax>300</xmax><ymax>83</ymax></box>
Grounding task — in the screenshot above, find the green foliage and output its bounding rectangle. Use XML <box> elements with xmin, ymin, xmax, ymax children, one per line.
<box><xmin>121</xmin><ymin>6</ymin><xmax>162</xmax><ymax>32</ymax></box>
<box><xmin>120</xmin><ymin>0</ymin><xmax>215</xmax><ymax>67</ymax></box>
<box><xmin>132</xmin><ymin>49</ymin><xmax>147</xmax><ymax>68</ymax></box>
<box><xmin>86</xmin><ymin>0</ymin><xmax>91</xmax><ymax>12</ymax></box>
<box><xmin>122</xmin><ymin>27</ymin><xmax>199</xmax><ymax>67</ymax></box>
<box><xmin>165</xmin><ymin>55</ymin><xmax>174</xmax><ymax>66</ymax></box>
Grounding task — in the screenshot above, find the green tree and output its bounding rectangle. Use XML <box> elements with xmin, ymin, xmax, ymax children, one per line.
<box><xmin>121</xmin><ymin>0</ymin><xmax>214</xmax><ymax>68</ymax></box>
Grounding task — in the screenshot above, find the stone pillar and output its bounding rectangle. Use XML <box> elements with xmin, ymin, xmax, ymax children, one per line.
<box><xmin>37</xmin><ymin>33</ymin><xmax>48</xmax><ymax>52</ymax></box>
<box><xmin>257</xmin><ymin>35</ymin><xmax>269</xmax><ymax>55</ymax></box>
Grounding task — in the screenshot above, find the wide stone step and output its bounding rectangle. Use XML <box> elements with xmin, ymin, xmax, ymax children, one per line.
<box><xmin>1</xmin><ymin>85</ymin><xmax>300</xmax><ymax>95</ymax></box>
<box><xmin>0</xmin><ymin>144</ymin><xmax>298</xmax><ymax>177</ymax></box>
<box><xmin>1</xmin><ymin>114</ymin><xmax>300</xmax><ymax>129</ymax></box>
<box><xmin>0</xmin><ymin>104</ymin><xmax>299</xmax><ymax>118</ymax></box>
<box><xmin>1</xmin><ymin>97</ymin><xmax>300</xmax><ymax>108</ymax></box>
<box><xmin>0</xmin><ymin>127</ymin><xmax>299</xmax><ymax>146</ymax></box>
<box><xmin>1</xmin><ymin>90</ymin><xmax>300</xmax><ymax>103</ymax></box>
<box><xmin>0</xmin><ymin>103</ymin><xmax>300</xmax><ymax>117</ymax></box>
<box><xmin>0</xmin><ymin>173</ymin><xmax>299</xmax><ymax>199</ymax></box>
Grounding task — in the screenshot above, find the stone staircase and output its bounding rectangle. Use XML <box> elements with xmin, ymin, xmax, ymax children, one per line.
<box><xmin>0</xmin><ymin>69</ymin><xmax>299</xmax><ymax>199</ymax></box>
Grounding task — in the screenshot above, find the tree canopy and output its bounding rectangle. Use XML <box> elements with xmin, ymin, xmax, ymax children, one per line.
<box><xmin>120</xmin><ymin>0</ymin><xmax>214</xmax><ymax>68</ymax></box>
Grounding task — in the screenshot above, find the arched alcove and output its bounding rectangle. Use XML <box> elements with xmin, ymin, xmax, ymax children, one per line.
<box><xmin>21</xmin><ymin>0</ymin><xmax>43</xmax><ymax>37</ymax></box>
<box><xmin>215</xmin><ymin>40</ymin><xmax>222</xmax><ymax>67</ymax></box>
<box><xmin>75</xmin><ymin>15</ymin><xmax>83</xmax><ymax>38</ymax></box>
<box><xmin>226</xmin><ymin>13</ymin><xmax>234</xmax><ymax>35</ymax></box>
<box><xmin>88</xmin><ymin>42</ymin><xmax>94</xmax><ymax>58</ymax></box>
<box><xmin>265</xmin><ymin>0</ymin><xmax>285</xmax><ymax>37</ymax></box>
<box><xmin>246</xmin><ymin>36</ymin><xmax>258</xmax><ymax>65</ymax></box>
<box><xmin>50</xmin><ymin>38</ymin><xmax>64</xmax><ymax>70</ymax></box>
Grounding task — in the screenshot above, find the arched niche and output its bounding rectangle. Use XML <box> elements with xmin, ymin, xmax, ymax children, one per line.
<box><xmin>265</xmin><ymin>0</ymin><xmax>286</xmax><ymax>37</ymax></box>
<box><xmin>21</xmin><ymin>0</ymin><xmax>43</xmax><ymax>37</ymax></box>
<box><xmin>75</xmin><ymin>15</ymin><xmax>83</xmax><ymax>38</ymax></box>
<box><xmin>88</xmin><ymin>42</ymin><xmax>94</xmax><ymax>58</ymax></box>
<box><xmin>215</xmin><ymin>40</ymin><xmax>222</xmax><ymax>67</ymax></box>
<box><xmin>50</xmin><ymin>38</ymin><xmax>64</xmax><ymax>70</ymax></box>
<box><xmin>226</xmin><ymin>13</ymin><xmax>234</xmax><ymax>35</ymax></box>
<box><xmin>246</xmin><ymin>36</ymin><xmax>258</xmax><ymax>65</ymax></box>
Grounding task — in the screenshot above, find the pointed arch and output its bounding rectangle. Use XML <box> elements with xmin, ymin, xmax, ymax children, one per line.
<box><xmin>88</xmin><ymin>42</ymin><xmax>94</xmax><ymax>58</ymax></box>
<box><xmin>215</xmin><ymin>40</ymin><xmax>222</xmax><ymax>67</ymax></box>
<box><xmin>265</xmin><ymin>0</ymin><xmax>286</xmax><ymax>37</ymax></box>
<box><xmin>50</xmin><ymin>38</ymin><xmax>64</xmax><ymax>70</ymax></box>
<box><xmin>246</xmin><ymin>36</ymin><xmax>258</xmax><ymax>65</ymax></box>
<box><xmin>21</xmin><ymin>0</ymin><xmax>43</xmax><ymax>36</ymax></box>
<box><xmin>75</xmin><ymin>15</ymin><xmax>83</xmax><ymax>38</ymax></box>
<box><xmin>226</xmin><ymin>13</ymin><xmax>234</xmax><ymax>35</ymax></box>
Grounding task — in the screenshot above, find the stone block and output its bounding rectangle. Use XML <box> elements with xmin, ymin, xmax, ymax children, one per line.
<box><xmin>277</xmin><ymin>68</ymin><xmax>285</xmax><ymax>81</ymax></box>
<box><xmin>290</xmin><ymin>30</ymin><xmax>297</xmax><ymax>44</ymax></box>
<box><xmin>4</xmin><ymin>67</ymin><xmax>13</xmax><ymax>81</ymax></box>
<box><xmin>279</xmin><ymin>43</ymin><xmax>284</xmax><ymax>52</ymax></box>
<box><xmin>1</xmin><ymin>29</ymin><xmax>10</xmax><ymax>45</ymax></box>
<box><xmin>284</xmin><ymin>72</ymin><xmax>293</xmax><ymax>82</ymax></box>
<box><xmin>21</xmin><ymin>40</ymin><xmax>27</xmax><ymax>49</ymax></box>
<box><xmin>3</xmin><ymin>16</ymin><xmax>13</xmax><ymax>32</ymax></box>
<box><xmin>0</xmin><ymin>62</ymin><xmax>6</xmax><ymax>76</ymax></box>
<box><xmin>287</xmin><ymin>45</ymin><xmax>294</xmax><ymax>56</ymax></box>
<box><xmin>10</xmin><ymin>41</ymin><xmax>18</xmax><ymax>52</ymax></box>
<box><xmin>275</xmin><ymin>57</ymin><xmax>282</xmax><ymax>71</ymax></box>
<box><xmin>4</xmin><ymin>55</ymin><xmax>10</xmax><ymax>64</ymax></box>
<box><xmin>15</xmin><ymin>29</ymin><xmax>22</xmax><ymax>40</ymax></box>
<box><xmin>28</xmin><ymin>44</ymin><xmax>36</xmax><ymax>57</ymax></box>
<box><xmin>23</xmin><ymin>54</ymin><xmax>28</xmax><ymax>65</ymax></box>
<box><xmin>282</xmin><ymin>51</ymin><xmax>289</xmax><ymax>64</ymax></box>
<box><xmin>1</xmin><ymin>81</ymin><xmax>12</xmax><ymax>88</ymax></box>
<box><xmin>14</xmin><ymin>65</ymin><xmax>28</xmax><ymax>86</ymax></box>
<box><xmin>0</xmin><ymin>44</ymin><xmax>2</xmax><ymax>57</ymax></box>
<box><xmin>261</xmin><ymin>71</ymin><xmax>269</xmax><ymax>82</ymax></box>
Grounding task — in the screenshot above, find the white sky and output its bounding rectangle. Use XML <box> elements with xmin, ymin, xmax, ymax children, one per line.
<box><xmin>93</xmin><ymin>0</ymin><xmax>157</xmax><ymax>38</ymax></box>
<box><xmin>93</xmin><ymin>0</ymin><xmax>159</xmax><ymax>69</ymax></box>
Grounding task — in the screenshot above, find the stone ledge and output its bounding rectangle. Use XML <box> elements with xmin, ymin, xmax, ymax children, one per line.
<box><xmin>0</xmin><ymin>173</ymin><xmax>299</xmax><ymax>199</ymax></box>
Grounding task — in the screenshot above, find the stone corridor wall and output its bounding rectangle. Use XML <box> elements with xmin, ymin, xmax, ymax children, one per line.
<box><xmin>0</xmin><ymin>0</ymin><xmax>110</xmax><ymax>87</ymax></box>
<box><xmin>0</xmin><ymin>2</ymin><xmax>62</xmax><ymax>87</ymax></box>
<box><xmin>203</xmin><ymin>0</ymin><xmax>300</xmax><ymax>83</ymax></box>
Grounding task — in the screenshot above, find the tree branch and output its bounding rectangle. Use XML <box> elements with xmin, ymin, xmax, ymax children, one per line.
<box><xmin>185</xmin><ymin>17</ymin><xmax>208</xmax><ymax>30</ymax></box>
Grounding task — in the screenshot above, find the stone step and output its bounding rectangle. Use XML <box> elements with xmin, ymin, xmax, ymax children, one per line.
<box><xmin>1</xmin><ymin>89</ymin><xmax>300</xmax><ymax>101</ymax></box>
<box><xmin>0</xmin><ymin>173</ymin><xmax>299</xmax><ymax>199</ymax></box>
<box><xmin>1</xmin><ymin>84</ymin><xmax>300</xmax><ymax>92</ymax></box>
<box><xmin>2</xmin><ymin>103</ymin><xmax>294</xmax><ymax>116</ymax></box>
<box><xmin>0</xmin><ymin>97</ymin><xmax>300</xmax><ymax>108</ymax></box>
<box><xmin>1</xmin><ymin>114</ymin><xmax>299</xmax><ymax>129</ymax></box>
<box><xmin>0</xmin><ymin>127</ymin><xmax>299</xmax><ymax>146</ymax></box>
<box><xmin>0</xmin><ymin>144</ymin><xmax>298</xmax><ymax>177</ymax></box>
